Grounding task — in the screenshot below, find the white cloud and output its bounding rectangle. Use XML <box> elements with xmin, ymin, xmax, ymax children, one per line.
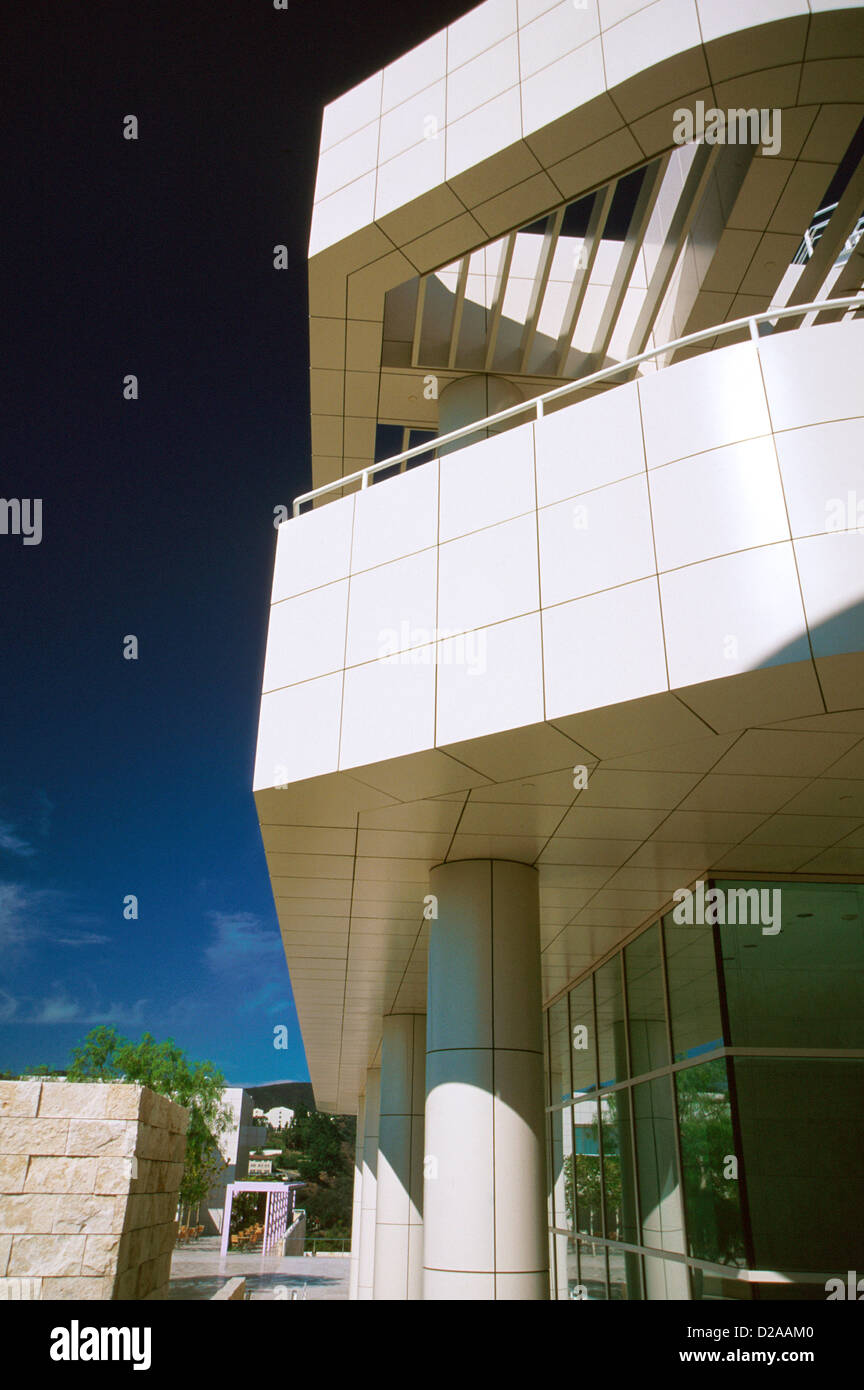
<box><xmin>0</xmin><ymin>990</ymin><xmax>19</xmax><ymax>1022</ymax></box>
<box><xmin>205</xmin><ymin>910</ymin><xmax>283</xmax><ymax>973</ymax></box>
<box><xmin>0</xmin><ymin>883</ymin><xmax>31</xmax><ymax>948</ymax></box>
<box><xmin>18</xmin><ymin>992</ymin><xmax>149</xmax><ymax>1028</ymax></box>
<box><xmin>0</xmin><ymin>822</ymin><xmax>35</xmax><ymax>857</ymax></box>
<box><xmin>0</xmin><ymin>882</ymin><xmax>110</xmax><ymax>952</ymax></box>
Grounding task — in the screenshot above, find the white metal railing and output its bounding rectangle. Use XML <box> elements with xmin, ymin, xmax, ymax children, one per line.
<box><xmin>292</xmin><ymin>294</ymin><xmax>864</xmax><ymax>516</ymax></box>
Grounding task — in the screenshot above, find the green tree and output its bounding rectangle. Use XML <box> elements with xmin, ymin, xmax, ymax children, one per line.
<box><xmin>287</xmin><ymin>1102</ymin><xmax>355</xmax><ymax>1238</ymax></box>
<box><xmin>68</xmin><ymin>1026</ymin><xmax>232</xmax><ymax>1222</ymax></box>
<box><xmin>68</xmin><ymin>1025</ymin><xmax>123</xmax><ymax>1081</ymax></box>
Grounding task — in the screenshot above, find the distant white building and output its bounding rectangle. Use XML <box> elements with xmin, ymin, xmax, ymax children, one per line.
<box><xmin>202</xmin><ymin>1087</ymin><xmax>267</xmax><ymax>1234</ymax></box>
<box><xmin>265</xmin><ymin>1105</ymin><xmax>295</xmax><ymax>1130</ymax></box>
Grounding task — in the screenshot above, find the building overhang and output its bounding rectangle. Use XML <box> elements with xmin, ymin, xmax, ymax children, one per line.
<box><xmin>256</xmin><ymin>318</ymin><xmax>864</xmax><ymax>1113</ymax></box>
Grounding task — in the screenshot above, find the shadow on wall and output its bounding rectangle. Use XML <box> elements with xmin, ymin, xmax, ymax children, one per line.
<box><xmin>764</xmin><ymin>596</ymin><xmax>864</xmax><ymax>667</ymax></box>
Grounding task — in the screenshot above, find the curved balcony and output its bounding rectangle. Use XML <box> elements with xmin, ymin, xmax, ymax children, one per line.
<box><xmin>255</xmin><ymin>311</ymin><xmax>864</xmax><ymax>1111</ymax></box>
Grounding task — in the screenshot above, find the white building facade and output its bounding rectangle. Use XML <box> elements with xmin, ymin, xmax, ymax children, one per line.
<box><xmin>255</xmin><ymin>0</ymin><xmax>864</xmax><ymax>1299</ymax></box>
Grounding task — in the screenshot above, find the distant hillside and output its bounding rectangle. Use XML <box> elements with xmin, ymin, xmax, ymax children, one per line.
<box><xmin>244</xmin><ymin>1080</ymin><xmax>316</xmax><ymax>1113</ymax></box>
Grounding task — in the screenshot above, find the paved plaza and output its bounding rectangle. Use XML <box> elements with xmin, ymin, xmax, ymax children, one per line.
<box><xmin>168</xmin><ymin>1236</ymin><xmax>349</xmax><ymax>1301</ymax></box>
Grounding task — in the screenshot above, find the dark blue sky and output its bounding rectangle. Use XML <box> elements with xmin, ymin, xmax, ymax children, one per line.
<box><xmin>1</xmin><ymin>0</ymin><xmax>467</xmax><ymax>1091</ymax></box>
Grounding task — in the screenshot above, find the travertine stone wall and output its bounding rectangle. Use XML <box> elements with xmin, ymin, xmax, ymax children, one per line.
<box><xmin>0</xmin><ymin>1080</ymin><xmax>188</xmax><ymax>1300</ymax></box>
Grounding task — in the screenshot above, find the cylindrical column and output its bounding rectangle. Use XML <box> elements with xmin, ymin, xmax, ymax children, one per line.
<box><xmin>357</xmin><ymin>1068</ymin><xmax>380</xmax><ymax>1301</ymax></box>
<box><xmin>424</xmin><ymin>859</ymin><xmax>548</xmax><ymax>1299</ymax></box>
<box><xmin>437</xmin><ymin>376</ymin><xmax>524</xmax><ymax>456</ymax></box>
<box><xmin>373</xmin><ymin>1014</ymin><xmax>426</xmax><ymax>1299</ymax></box>
<box><xmin>348</xmin><ymin>1093</ymin><xmax>366</xmax><ymax>1301</ymax></box>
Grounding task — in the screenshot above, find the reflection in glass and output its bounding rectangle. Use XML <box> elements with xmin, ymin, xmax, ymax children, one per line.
<box><xmin>608</xmin><ymin>1244</ymin><xmax>641</xmax><ymax>1300</ymax></box>
<box><xmin>633</xmin><ymin>1076</ymin><xmax>689</xmax><ymax>1297</ymax></box>
<box><xmin>734</xmin><ymin>1057</ymin><xmax>864</xmax><ymax>1272</ymax></box>
<box><xmin>570</xmin><ymin>977</ymin><xmax>596</xmax><ymax>1096</ymax></box>
<box><xmin>596</xmin><ymin>957</ymin><xmax>626</xmax><ymax>1086</ymax></box>
<box><xmin>549</xmin><ymin>995</ymin><xmax>571</xmax><ymax>1104</ymax></box>
<box><xmin>676</xmin><ymin>1058</ymin><xmax>745</xmax><ymax>1266</ymax></box>
<box><xmin>566</xmin><ymin>1236</ymin><xmax>581</xmax><ymax>1300</ymax></box>
<box><xmin>571</xmin><ymin>1098</ymin><xmax>602</xmax><ymax>1236</ymax></box>
<box><xmin>600</xmin><ymin>1090</ymin><xmax>638</xmax><ymax>1245</ymax></box>
<box><xmin>626</xmin><ymin>924</ymin><xmax>670</xmax><ymax>1074</ymax></box>
<box><xmin>550</xmin><ymin>1105</ymin><xmax>574</xmax><ymax>1232</ymax></box>
<box><xmin>551</xmin><ymin>1227</ymin><xmax>569</xmax><ymax>1299</ymax></box>
<box><xmin>718</xmin><ymin>881</ymin><xmax>864</xmax><ymax>1049</ymax></box>
<box><xmin>664</xmin><ymin>914</ymin><xmax>724</xmax><ymax>1061</ymax></box>
<box><xmin>578</xmin><ymin>1238</ymin><xmax>607</xmax><ymax>1299</ymax></box>
<box><xmin>644</xmin><ymin>1254</ymin><xmax>691</xmax><ymax>1300</ymax></box>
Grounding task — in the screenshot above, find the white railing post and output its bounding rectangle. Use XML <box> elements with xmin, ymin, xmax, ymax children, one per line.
<box><xmin>748</xmin><ymin>316</ymin><xmax>760</xmax><ymax>343</ymax></box>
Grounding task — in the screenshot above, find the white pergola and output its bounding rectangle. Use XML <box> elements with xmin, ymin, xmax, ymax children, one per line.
<box><xmin>219</xmin><ymin>1181</ymin><xmax>303</xmax><ymax>1258</ymax></box>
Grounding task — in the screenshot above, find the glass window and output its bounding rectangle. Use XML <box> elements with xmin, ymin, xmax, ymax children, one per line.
<box><xmin>717</xmin><ymin>881</ymin><xmax>864</xmax><ymax>1049</ymax></box>
<box><xmin>625</xmin><ymin>923</ymin><xmax>670</xmax><ymax>1075</ymax></box>
<box><xmin>675</xmin><ymin>1058</ymin><xmax>746</xmax><ymax>1267</ymax></box>
<box><xmin>548</xmin><ymin>995</ymin><xmax>571</xmax><ymax>1104</ymax></box>
<box><xmin>733</xmin><ymin>1057</ymin><xmax>864</xmax><ymax>1272</ymax></box>
<box><xmin>570</xmin><ymin>977</ymin><xmax>596</xmax><ymax>1096</ymax></box>
<box><xmin>608</xmin><ymin>1245</ymin><xmax>642</xmax><ymax>1300</ymax></box>
<box><xmin>600</xmin><ymin>1090</ymin><xmax>638</xmax><ymax>1245</ymax></box>
<box><xmin>550</xmin><ymin>1105</ymin><xmax>574</xmax><ymax>1232</ymax></box>
<box><xmin>565</xmin><ymin>1235</ymin><xmax>581</xmax><ymax>1300</ymax></box>
<box><xmin>689</xmin><ymin>1269</ymin><xmax>751</xmax><ymax>1301</ymax></box>
<box><xmin>578</xmin><ymin>1238</ymin><xmax>607</xmax><ymax>1299</ymax></box>
<box><xmin>664</xmin><ymin>913</ymin><xmax>724</xmax><ymax>1061</ymax></box>
<box><xmin>596</xmin><ymin>957</ymin><xmax>626</xmax><ymax>1087</ymax></box>
<box><xmin>572</xmin><ymin>1098</ymin><xmax>602</xmax><ymax>1236</ymax></box>
<box><xmin>643</xmin><ymin>1253</ymin><xmax>691</xmax><ymax>1299</ymax></box>
<box><xmin>633</xmin><ymin>1075</ymin><xmax>686</xmax><ymax>1256</ymax></box>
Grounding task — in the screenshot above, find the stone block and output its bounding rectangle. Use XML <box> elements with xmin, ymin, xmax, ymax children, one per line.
<box><xmin>116</xmin><ymin>1227</ymin><xmax>144</xmax><ymax>1272</ymax></box>
<box><xmin>81</xmin><ymin>1233</ymin><xmax>121</xmax><ymax>1276</ymax></box>
<box><xmin>0</xmin><ymin>1082</ymin><xmax>42</xmax><ymax>1118</ymax></box>
<box><xmin>113</xmin><ymin>1266</ymin><xmax>139</xmax><ymax>1300</ymax></box>
<box><xmin>0</xmin><ymin>1118</ymin><xmax>69</xmax><ymax>1156</ymax></box>
<box><xmin>136</xmin><ymin>1125</ymin><xmax>184</xmax><ymax>1162</ymax></box>
<box><xmin>24</xmin><ymin>1156</ymin><xmax>97</xmax><ymax>1194</ymax></box>
<box><xmin>151</xmin><ymin>1192</ymin><xmax>177</xmax><ymax>1225</ymax></box>
<box><xmin>129</xmin><ymin>1157</ymin><xmax>156</xmax><ymax>1191</ymax></box>
<box><xmin>0</xmin><ymin>1083</ymin><xmax>185</xmax><ymax>1299</ymax></box>
<box><xmin>65</xmin><ymin>1120</ymin><xmax>136</xmax><ymax>1158</ymax></box>
<box><xmin>0</xmin><ymin>1275</ymin><xmax>42</xmax><ymax>1300</ymax></box>
<box><xmin>135</xmin><ymin>1256</ymin><xmax>163</xmax><ymax>1298</ymax></box>
<box><xmin>124</xmin><ymin>1194</ymin><xmax>154</xmax><ymax>1230</ymax></box>
<box><xmin>0</xmin><ymin>1195</ymin><xmax>53</xmax><ymax>1235</ymax></box>
<box><xmin>153</xmin><ymin>1160</ymin><xmax>184</xmax><ymax>1194</ymax></box>
<box><xmin>7</xmin><ymin>1234</ymin><xmax>85</xmax><ymax>1277</ymax></box>
<box><xmin>168</xmin><ymin>1104</ymin><xmax>189</xmax><ymax>1136</ymax></box>
<box><xmin>38</xmin><ymin>1083</ymin><xmax>109</xmax><ymax>1120</ymax></box>
<box><xmin>93</xmin><ymin>1157</ymin><xmax>135</xmax><ymax>1195</ymax></box>
<box><xmin>138</xmin><ymin>1088</ymin><xmax>188</xmax><ymax>1135</ymax></box>
<box><xmin>139</xmin><ymin>1090</ymin><xmax>174</xmax><ymax>1131</ymax></box>
<box><xmin>155</xmin><ymin>1221</ymin><xmax>178</xmax><ymax>1256</ymax></box>
<box><xmin>104</xmin><ymin>1085</ymin><xmax>143</xmax><ymax>1122</ymax></box>
<box><xmin>41</xmin><ymin>1275</ymin><xmax>113</xmax><ymax>1300</ymax></box>
<box><xmin>52</xmin><ymin>1195</ymin><xmax>124</xmax><ymax>1236</ymax></box>
<box><xmin>0</xmin><ymin>1155</ymin><xmax>29</xmax><ymax>1193</ymax></box>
